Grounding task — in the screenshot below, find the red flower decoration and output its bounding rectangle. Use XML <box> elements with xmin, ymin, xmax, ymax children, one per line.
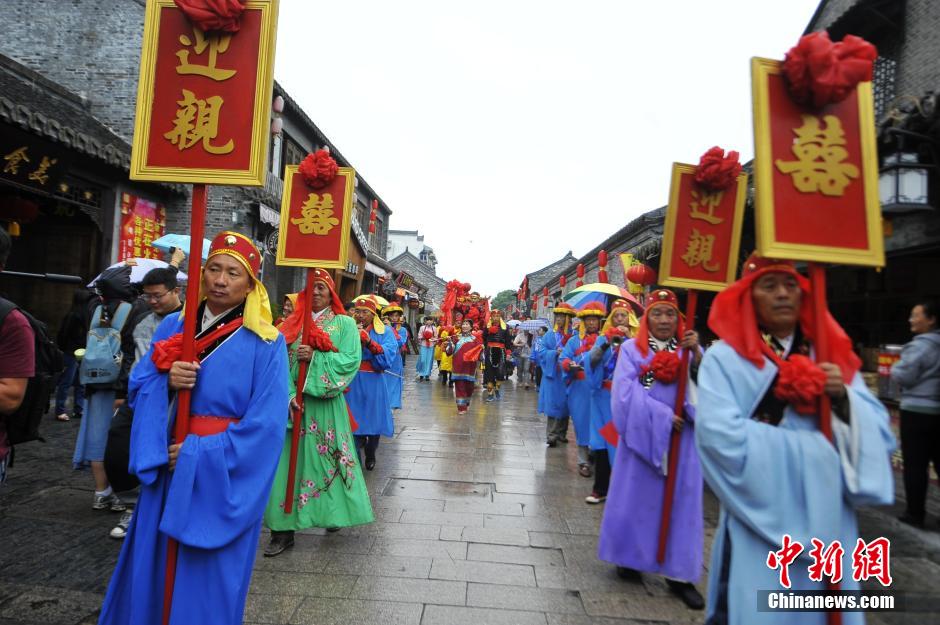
<box><xmin>422</xmin><ymin>329</ymin><xmax>434</xmax><ymax>339</ymax></box>
<box><xmin>782</xmin><ymin>31</ymin><xmax>877</xmax><ymax>108</ymax></box>
<box><xmin>575</xmin><ymin>333</ymin><xmax>598</xmax><ymax>356</ymax></box>
<box><xmin>694</xmin><ymin>146</ymin><xmax>742</xmax><ymax>191</ymax></box>
<box><xmin>308</xmin><ymin>324</ymin><xmax>337</xmax><ymax>353</ymax></box>
<box><xmin>174</xmin><ymin>0</ymin><xmax>246</xmax><ymax>33</ymax></box>
<box><xmin>773</xmin><ymin>354</ymin><xmax>827</xmax><ymax>415</ymax></box>
<box><xmin>298</xmin><ymin>149</ymin><xmax>339</xmax><ymax>189</ymax></box>
<box><xmin>641</xmin><ymin>350</ymin><xmax>681</xmax><ymax>384</ymax></box>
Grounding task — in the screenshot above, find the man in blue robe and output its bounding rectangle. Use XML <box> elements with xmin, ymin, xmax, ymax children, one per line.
<box><xmin>348</xmin><ymin>298</ymin><xmax>397</xmax><ymax>471</ymax></box>
<box><xmin>539</xmin><ymin>303</ymin><xmax>576</xmax><ymax>447</ymax></box>
<box><xmin>560</xmin><ymin>303</ymin><xmax>607</xmax><ymax>477</ymax></box>
<box><xmin>98</xmin><ymin>231</ymin><xmax>289</xmax><ymax>625</ymax></box>
<box><xmin>383</xmin><ymin>303</ymin><xmax>407</xmax><ymax>409</ymax></box>
<box><xmin>696</xmin><ymin>254</ymin><xmax>896</xmax><ymax>625</ymax></box>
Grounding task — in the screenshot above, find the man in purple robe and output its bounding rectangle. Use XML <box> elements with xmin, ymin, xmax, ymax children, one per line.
<box><xmin>597</xmin><ymin>288</ymin><xmax>705</xmax><ymax>609</ymax></box>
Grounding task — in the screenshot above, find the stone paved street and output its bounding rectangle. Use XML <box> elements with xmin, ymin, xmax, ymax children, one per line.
<box><xmin>2</xmin><ymin>361</ymin><xmax>940</xmax><ymax>624</ymax></box>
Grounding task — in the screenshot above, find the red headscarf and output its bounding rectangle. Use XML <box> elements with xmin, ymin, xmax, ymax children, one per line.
<box><xmin>634</xmin><ymin>288</ymin><xmax>684</xmax><ymax>358</ymax></box>
<box><xmin>708</xmin><ymin>254</ymin><xmax>860</xmax><ymax>380</ymax></box>
<box><xmin>278</xmin><ymin>268</ymin><xmax>346</xmax><ymax>344</ymax></box>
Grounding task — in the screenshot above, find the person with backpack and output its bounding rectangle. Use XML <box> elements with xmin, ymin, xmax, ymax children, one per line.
<box><xmin>73</xmin><ymin>265</ymin><xmax>137</xmax><ymax>512</ymax></box>
<box><xmin>0</xmin><ymin>226</ymin><xmax>35</xmax><ymax>485</ymax></box>
<box><xmin>104</xmin><ymin>266</ymin><xmax>184</xmax><ymax>539</ymax></box>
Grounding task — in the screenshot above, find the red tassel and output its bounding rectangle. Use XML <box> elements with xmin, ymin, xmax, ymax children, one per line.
<box><xmin>368</xmin><ymin>221</ymin><xmax>376</xmax><ymax>234</ymax></box>
<box><xmin>598</xmin><ymin>269</ymin><xmax>608</xmax><ymax>283</ymax></box>
<box><xmin>576</xmin><ymin>263</ymin><xmax>584</xmax><ymax>287</ymax></box>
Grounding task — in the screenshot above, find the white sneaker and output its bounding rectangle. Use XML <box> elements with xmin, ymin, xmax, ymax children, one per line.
<box><xmin>110</xmin><ymin>510</ymin><xmax>133</xmax><ymax>539</ymax></box>
<box><xmin>585</xmin><ymin>492</ymin><xmax>606</xmax><ymax>504</ymax></box>
<box><xmin>93</xmin><ymin>493</ymin><xmax>126</xmax><ymax>512</ymax></box>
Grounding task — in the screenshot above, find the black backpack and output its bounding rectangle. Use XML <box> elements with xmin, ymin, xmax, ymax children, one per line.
<box><xmin>0</xmin><ymin>298</ymin><xmax>65</xmax><ymax>447</ymax></box>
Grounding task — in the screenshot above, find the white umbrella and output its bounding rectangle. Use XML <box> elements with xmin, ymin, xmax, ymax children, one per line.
<box><xmin>507</xmin><ymin>319</ymin><xmax>522</xmax><ymax>328</ymax></box>
<box><xmin>88</xmin><ymin>258</ymin><xmax>187</xmax><ymax>287</ymax></box>
<box><xmin>518</xmin><ymin>318</ymin><xmax>550</xmax><ymax>331</ymax></box>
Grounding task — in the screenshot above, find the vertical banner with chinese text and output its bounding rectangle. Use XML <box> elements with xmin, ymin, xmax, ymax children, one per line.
<box><xmin>118</xmin><ymin>193</ymin><xmax>166</xmax><ymax>261</ymax></box>
<box><xmin>130</xmin><ymin>0</ymin><xmax>279</xmax><ymax>186</ymax></box>
<box><xmin>659</xmin><ymin>164</ymin><xmax>747</xmax><ymax>292</ymax></box>
<box><xmin>752</xmin><ymin>57</ymin><xmax>883</xmax><ymax>267</ymax></box>
<box><xmin>276</xmin><ymin>166</ymin><xmax>356</xmax><ymax>268</ymax></box>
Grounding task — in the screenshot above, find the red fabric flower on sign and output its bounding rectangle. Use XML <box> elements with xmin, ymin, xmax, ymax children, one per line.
<box><xmin>694</xmin><ymin>146</ymin><xmax>742</xmax><ymax>191</ymax></box>
<box><xmin>641</xmin><ymin>350</ymin><xmax>681</xmax><ymax>385</ymax></box>
<box><xmin>298</xmin><ymin>149</ymin><xmax>339</xmax><ymax>189</ymax></box>
<box><xmin>174</xmin><ymin>0</ymin><xmax>246</xmax><ymax>33</ymax></box>
<box><xmin>773</xmin><ymin>354</ymin><xmax>827</xmax><ymax>415</ymax></box>
<box><xmin>782</xmin><ymin>31</ymin><xmax>877</xmax><ymax>108</ymax></box>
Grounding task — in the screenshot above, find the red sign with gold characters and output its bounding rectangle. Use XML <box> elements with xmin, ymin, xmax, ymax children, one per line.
<box><xmin>659</xmin><ymin>164</ymin><xmax>747</xmax><ymax>292</ymax></box>
<box><xmin>118</xmin><ymin>193</ymin><xmax>166</xmax><ymax>261</ymax></box>
<box><xmin>275</xmin><ymin>166</ymin><xmax>356</xmax><ymax>269</ymax></box>
<box><xmin>752</xmin><ymin>57</ymin><xmax>884</xmax><ymax>267</ymax></box>
<box><xmin>130</xmin><ymin>0</ymin><xmax>278</xmax><ymax>186</ymax></box>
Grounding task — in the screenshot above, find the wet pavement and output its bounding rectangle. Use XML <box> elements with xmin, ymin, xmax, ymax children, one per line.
<box><xmin>2</xmin><ymin>360</ymin><xmax>940</xmax><ymax>624</ymax></box>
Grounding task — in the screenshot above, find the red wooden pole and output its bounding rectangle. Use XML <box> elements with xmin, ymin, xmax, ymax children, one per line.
<box><xmin>656</xmin><ymin>289</ymin><xmax>697</xmax><ymax>564</ymax></box>
<box><xmin>163</xmin><ymin>183</ymin><xmax>207</xmax><ymax>625</ymax></box>
<box><xmin>283</xmin><ymin>268</ymin><xmax>315</xmax><ymax>513</ymax></box>
<box><xmin>809</xmin><ymin>263</ymin><xmax>841</xmax><ymax>625</ymax></box>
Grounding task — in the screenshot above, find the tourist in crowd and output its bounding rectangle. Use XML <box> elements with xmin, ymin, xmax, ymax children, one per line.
<box><xmin>891</xmin><ymin>299</ymin><xmax>940</xmax><ymax>528</ymax></box>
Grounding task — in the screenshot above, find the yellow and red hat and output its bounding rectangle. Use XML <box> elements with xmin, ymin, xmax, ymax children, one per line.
<box><xmin>552</xmin><ymin>302</ymin><xmax>576</xmax><ymax>316</ymax></box>
<box><xmin>208</xmin><ymin>231</ymin><xmax>262</xmax><ymax>276</ymax></box>
<box><xmin>383</xmin><ymin>301</ymin><xmax>404</xmax><ymax>315</ymax></box>
<box><xmin>576</xmin><ymin>303</ymin><xmax>607</xmax><ymax>318</ymax></box>
<box><xmin>647</xmin><ymin>288</ymin><xmax>680</xmax><ymax>311</ymax></box>
<box><xmin>352</xmin><ymin>298</ymin><xmax>385</xmax><ymax>333</ymax></box>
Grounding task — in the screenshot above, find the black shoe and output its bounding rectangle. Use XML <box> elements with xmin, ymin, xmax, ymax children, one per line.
<box><xmin>264</xmin><ymin>531</ymin><xmax>295</xmax><ymax>557</ymax></box>
<box><xmin>326</xmin><ymin>527</ymin><xmax>341</xmax><ymax>533</ymax></box>
<box><xmin>365</xmin><ymin>458</ymin><xmax>376</xmax><ymax>471</ymax></box>
<box><xmin>898</xmin><ymin>513</ymin><xmax>925</xmax><ymax>529</ymax></box>
<box><xmin>666</xmin><ymin>580</ymin><xmax>705</xmax><ymax>610</ymax></box>
<box><xmin>546</xmin><ymin>438</ymin><xmax>557</xmax><ymax>448</ymax></box>
<box><xmin>616</xmin><ymin>566</ymin><xmax>642</xmax><ymax>582</ymax></box>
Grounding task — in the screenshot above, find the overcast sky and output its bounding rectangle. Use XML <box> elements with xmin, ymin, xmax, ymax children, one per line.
<box><xmin>274</xmin><ymin>0</ymin><xmax>822</xmax><ymax>295</ymax></box>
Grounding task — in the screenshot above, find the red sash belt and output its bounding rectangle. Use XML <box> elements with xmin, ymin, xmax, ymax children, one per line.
<box><xmin>486</xmin><ymin>342</ymin><xmax>504</xmax><ymax>348</ymax></box>
<box><xmin>189</xmin><ymin>415</ymin><xmax>238</xmax><ymax>436</ymax></box>
<box><xmin>602</xmin><ymin>380</ymin><xmax>613</xmax><ymax>390</ymax></box>
<box><xmin>359</xmin><ymin>361</ymin><xmax>378</xmax><ymax>372</ymax></box>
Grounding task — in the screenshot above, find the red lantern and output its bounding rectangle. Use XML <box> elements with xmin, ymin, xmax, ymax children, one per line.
<box><xmin>627</xmin><ymin>263</ymin><xmax>657</xmax><ymax>286</ymax></box>
<box><xmin>369</xmin><ymin>199</ymin><xmax>378</xmax><ymax>234</ymax></box>
<box><xmin>597</xmin><ymin>249</ymin><xmax>609</xmax><ymax>284</ymax></box>
<box><xmin>576</xmin><ymin>263</ymin><xmax>585</xmax><ymax>287</ymax></box>
<box><xmin>559</xmin><ymin>274</ymin><xmax>566</xmax><ymax>288</ymax></box>
<box><xmin>543</xmin><ymin>286</ymin><xmax>549</xmax><ymax>307</ymax></box>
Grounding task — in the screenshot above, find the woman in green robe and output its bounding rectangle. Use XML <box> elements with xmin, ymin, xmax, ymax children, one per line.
<box><xmin>263</xmin><ymin>269</ymin><xmax>374</xmax><ymax>556</ymax></box>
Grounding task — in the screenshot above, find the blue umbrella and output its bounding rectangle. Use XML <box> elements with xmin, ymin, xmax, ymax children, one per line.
<box><xmin>152</xmin><ymin>234</ymin><xmax>212</xmax><ymax>260</ymax></box>
<box><xmin>518</xmin><ymin>318</ymin><xmax>550</xmax><ymax>331</ymax></box>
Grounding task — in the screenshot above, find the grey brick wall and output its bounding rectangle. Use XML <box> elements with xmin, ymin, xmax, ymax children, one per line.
<box><xmin>0</xmin><ymin>0</ymin><xmax>147</xmax><ymax>142</ymax></box>
<box><xmin>896</xmin><ymin>0</ymin><xmax>940</xmax><ymax>97</ymax></box>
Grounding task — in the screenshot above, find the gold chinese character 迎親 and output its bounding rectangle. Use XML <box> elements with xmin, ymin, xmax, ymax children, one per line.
<box><xmin>164</xmin><ymin>90</ymin><xmax>234</xmax><ymax>154</ymax></box>
<box><xmin>775</xmin><ymin>114</ymin><xmax>859</xmax><ymax>196</ymax></box>
<box><xmin>689</xmin><ymin>188</ymin><xmax>725</xmax><ymax>225</ymax></box>
<box><xmin>291</xmin><ymin>193</ymin><xmax>340</xmax><ymax>235</ymax></box>
<box><xmin>3</xmin><ymin>146</ymin><xmax>30</xmax><ymax>175</ymax></box>
<box><xmin>176</xmin><ymin>27</ymin><xmax>236</xmax><ymax>81</ymax></box>
<box><xmin>27</xmin><ymin>156</ymin><xmax>57</xmax><ymax>185</ymax></box>
<box><xmin>680</xmin><ymin>228</ymin><xmax>720</xmax><ymax>272</ymax></box>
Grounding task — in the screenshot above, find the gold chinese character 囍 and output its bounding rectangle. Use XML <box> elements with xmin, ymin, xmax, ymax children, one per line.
<box><xmin>291</xmin><ymin>193</ymin><xmax>340</xmax><ymax>235</ymax></box>
<box><xmin>164</xmin><ymin>90</ymin><xmax>234</xmax><ymax>154</ymax></box>
<box><xmin>689</xmin><ymin>188</ymin><xmax>725</xmax><ymax>225</ymax></box>
<box><xmin>27</xmin><ymin>156</ymin><xmax>57</xmax><ymax>185</ymax></box>
<box><xmin>3</xmin><ymin>146</ymin><xmax>30</xmax><ymax>175</ymax></box>
<box><xmin>775</xmin><ymin>114</ymin><xmax>859</xmax><ymax>196</ymax></box>
<box><xmin>176</xmin><ymin>27</ymin><xmax>236</xmax><ymax>81</ymax></box>
<box><xmin>681</xmin><ymin>228</ymin><xmax>720</xmax><ymax>273</ymax></box>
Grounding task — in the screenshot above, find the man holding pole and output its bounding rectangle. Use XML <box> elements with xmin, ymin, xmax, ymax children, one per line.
<box><xmin>263</xmin><ymin>269</ymin><xmax>373</xmax><ymax>557</ymax></box>
<box><xmin>597</xmin><ymin>288</ymin><xmax>704</xmax><ymax>609</ymax></box>
<box><xmin>98</xmin><ymin>231</ymin><xmax>289</xmax><ymax>625</ymax></box>
<box><xmin>695</xmin><ymin>255</ymin><xmax>895</xmax><ymax>625</ymax></box>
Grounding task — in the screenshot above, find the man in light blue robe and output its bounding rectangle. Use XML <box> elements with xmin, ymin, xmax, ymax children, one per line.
<box><xmin>348</xmin><ymin>300</ymin><xmax>397</xmax><ymax>471</ymax></box>
<box><xmin>695</xmin><ymin>255</ymin><xmax>895</xmax><ymax>625</ymax></box>
<box><xmin>539</xmin><ymin>304</ymin><xmax>576</xmax><ymax>447</ymax></box>
<box><xmin>99</xmin><ymin>232</ymin><xmax>289</xmax><ymax>625</ymax></box>
<box><xmin>560</xmin><ymin>304</ymin><xmax>607</xmax><ymax>477</ymax></box>
<box><xmin>383</xmin><ymin>304</ymin><xmax>407</xmax><ymax>409</ymax></box>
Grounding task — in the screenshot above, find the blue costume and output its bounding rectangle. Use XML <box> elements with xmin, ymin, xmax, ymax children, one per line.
<box><xmin>696</xmin><ymin>342</ymin><xmax>895</xmax><ymax>625</ymax></box>
<box><xmin>582</xmin><ymin>334</ymin><xmax>618</xmax><ymax>462</ymax></box>
<box><xmin>99</xmin><ymin>310</ymin><xmax>289</xmax><ymax>625</ymax></box>
<box><xmin>415</xmin><ymin>324</ymin><xmax>436</xmax><ymax>378</ymax></box>
<box><xmin>560</xmin><ymin>333</ymin><xmax>594</xmax><ymax>451</ymax></box>
<box><xmin>539</xmin><ymin>328</ymin><xmax>571</xmax><ymax>443</ymax></box>
<box><xmin>384</xmin><ymin>324</ymin><xmax>407</xmax><ymax>409</ymax></box>
<box><xmin>346</xmin><ymin>326</ymin><xmax>396</xmax><ymax>437</ymax></box>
